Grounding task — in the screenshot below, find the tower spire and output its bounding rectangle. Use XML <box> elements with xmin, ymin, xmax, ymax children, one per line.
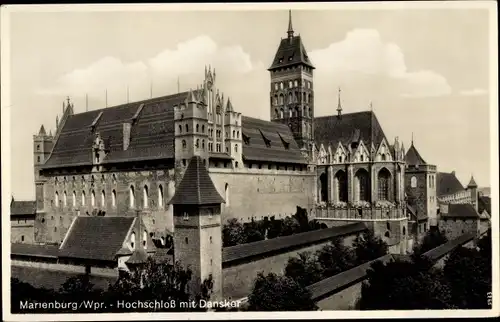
<box><xmin>336</xmin><ymin>87</ymin><xmax>342</xmax><ymax>117</ymax></box>
<box><xmin>411</xmin><ymin>132</ymin><xmax>414</xmax><ymax>145</ymax></box>
<box><xmin>287</xmin><ymin>10</ymin><xmax>294</xmax><ymax>39</ymax></box>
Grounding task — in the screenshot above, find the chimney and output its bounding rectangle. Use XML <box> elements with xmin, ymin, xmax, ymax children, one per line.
<box><xmin>123</xmin><ymin>123</ymin><xmax>131</xmax><ymax>150</ymax></box>
<box><xmin>439</xmin><ymin>204</ymin><xmax>449</xmax><ymax>214</ymax></box>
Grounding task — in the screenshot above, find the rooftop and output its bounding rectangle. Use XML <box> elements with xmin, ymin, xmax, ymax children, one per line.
<box><xmin>436</xmin><ymin>172</ymin><xmax>465</xmax><ymax>197</ymax></box>
<box><xmin>10</xmin><ymin>200</ymin><xmax>37</xmax><ymax>216</ymax></box>
<box><xmin>441</xmin><ymin>203</ymin><xmax>480</xmax><ymax>219</ymax></box>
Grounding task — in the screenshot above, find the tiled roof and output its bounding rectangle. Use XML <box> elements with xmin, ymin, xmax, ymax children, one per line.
<box><xmin>268</xmin><ymin>35</ymin><xmax>314</xmax><ymax>70</ymax></box>
<box><xmin>126</xmin><ymin>248</ymin><xmax>149</xmax><ymax>265</ymax></box>
<box><xmin>59</xmin><ymin>216</ymin><xmax>135</xmax><ymax>261</ymax></box>
<box><xmin>169</xmin><ymin>156</ymin><xmax>225</xmax><ymax>205</ymax></box>
<box><xmin>306</xmin><ymin>254</ymin><xmax>393</xmax><ymax>301</ymax></box>
<box><xmin>478</xmin><ymin>196</ymin><xmax>491</xmax><ymax>214</ymax></box>
<box><xmin>241</xmin><ymin>116</ymin><xmax>307</xmax><ymax>164</ymax></box>
<box><xmin>405</xmin><ymin>143</ymin><xmax>427</xmax><ymax>166</ymax></box>
<box><xmin>10</xmin><ymin>200</ymin><xmax>37</xmax><ymax>216</ymax></box>
<box><xmin>436</xmin><ymin>172</ymin><xmax>465</xmax><ymax>197</ymax></box>
<box><xmin>314</xmin><ymin>111</ymin><xmax>388</xmax><ymax>152</ymax></box>
<box><xmin>423</xmin><ymin>233</ymin><xmax>475</xmax><ymax>261</ymax></box>
<box><xmin>441</xmin><ymin>203</ymin><xmax>479</xmax><ymax>219</ymax></box>
<box><xmin>11</xmin><ymin>243</ymin><xmax>60</xmax><ymax>258</ymax></box>
<box><xmin>222</xmin><ymin>222</ymin><xmax>367</xmax><ymax>265</ymax></box>
<box><xmin>43</xmin><ymin>92</ymin><xmax>191</xmax><ymax>169</ymax></box>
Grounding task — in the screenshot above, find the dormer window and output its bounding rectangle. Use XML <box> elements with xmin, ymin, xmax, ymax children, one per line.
<box><xmin>288</xmin><ymin>56</ymin><xmax>293</xmax><ymax>61</ymax></box>
<box><xmin>279</xmin><ymin>58</ymin><xmax>284</xmax><ymax>63</ymax></box>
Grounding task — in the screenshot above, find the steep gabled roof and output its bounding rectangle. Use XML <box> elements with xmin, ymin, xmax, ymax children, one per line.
<box><xmin>314</xmin><ymin>111</ymin><xmax>388</xmax><ymax>152</ymax></box>
<box><xmin>442</xmin><ymin>204</ymin><xmax>479</xmax><ymax>219</ymax></box>
<box><xmin>268</xmin><ymin>35</ymin><xmax>315</xmax><ymax>70</ymax></box>
<box><xmin>467</xmin><ymin>176</ymin><xmax>478</xmax><ymax>188</ymax></box>
<box><xmin>42</xmin><ymin>92</ymin><xmax>195</xmax><ymax>169</ymax></box>
<box><xmin>10</xmin><ymin>200</ymin><xmax>37</xmax><ymax>216</ymax></box>
<box><xmin>405</xmin><ymin>143</ymin><xmax>427</xmax><ymax>166</ymax></box>
<box><xmin>241</xmin><ymin>116</ymin><xmax>307</xmax><ymax>164</ymax></box>
<box><xmin>169</xmin><ymin>156</ymin><xmax>225</xmax><ymax>205</ymax></box>
<box><xmin>59</xmin><ymin>216</ymin><xmax>135</xmax><ymax>261</ymax></box>
<box><xmin>38</xmin><ymin>125</ymin><xmax>47</xmax><ymax>136</ymax></box>
<box><xmin>436</xmin><ymin>172</ymin><xmax>465</xmax><ymax>197</ymax></box>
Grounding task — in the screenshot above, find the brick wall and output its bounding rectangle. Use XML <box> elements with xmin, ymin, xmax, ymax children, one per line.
<box><xmin>316</xmin><ymin>282</ymin><xmax>362</xmax><ymax>310</ymax></box>
<box><xmin>11</xmin><ymin>218</ymin><xmax>35</xmax><ymax>244</ymax></box>
<box><xmin>439</xmin><ymin>218</ymin><xmax>479</xmax><ymax>241</ymax></box>
<box><xmin>209</xmin><ymin>168</ymin><xmax>315</xmax><ymax>224</ymax></box>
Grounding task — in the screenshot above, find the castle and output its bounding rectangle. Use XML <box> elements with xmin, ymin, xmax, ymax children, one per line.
<box><xmin>26</xmin><ymin>11</ymin><xmax>448</xmax><ymax>257</ymax></box>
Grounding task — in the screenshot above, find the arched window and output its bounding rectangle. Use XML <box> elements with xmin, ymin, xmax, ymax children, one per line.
<box><xmin>308</xmin><ymin>108</ymin><xmax>312</xmax><ymax>117</ymax></box>
<box><xmin>185</xmin><ymin>124</ymin><xmax>189</xmax><ymax>132</ymax></box>
<box><xmin>81</xmin><ymin>191</ymin><xmax>86</xmax><ymax>206</ymax></box>
<box><xmin>196</xmin><ymin>124</ymin><xmax>199</xmax><ymax>132</ymax></box>
<box><xmin>289</xmin><ymin>108</ymin><xmax>293</xmax><ymax>118</ymax></box>
<box><xmin>355</xmin><ymin>169</ymin><xmax>370</xmax><ymax>202</ymax></box>
<box><xmin>63</xmin><ymin>191</ymin><xmax>67</xmax><ymax>207</ymax></box>
<box><xmin>274</xmin><ymin>108</ymin><xmax>279</xmax><ymax>118</ymax></box>
<box><xmin>274</xmin><ymin>96</ymin><xmax>278</xmax><ymax>105</ymax></box>
<box><xmin>202</xmin><ymin>140</ymin><xmax>205</xmax><ymax>150</ymax></box>
<box><xmin>143</xmin><ymin>230</ymin><xmax>147</xmax><ymax>248</ymax></box>
<box><xmin>143</xmin><ymin>185</ymin><xmax>149</xmax><ymax>209</ymax></box>
<box><xmin>235</xmin><ymin>144</ymin><xmax>238</xmax><ymax>153</ymax></box>
<box><xmin>129</xmin><ymin>185</ymin><xmax>135</xmax><ymax>208</ymax></box>
<box><xmin>101</xmin><ymin>190</ymin><xmax>105</xmax><ymax>207</ymax></box>
<box><xmin>403</xmin><ymin>226</ymin><xmax>406</xmax><ymax>236</ymax></box>
<box><xmin>91</xmin><ymin>190</ymin><xmax>95</xmax><ymax>207</ymax></box>
<box><xmin>225</xmin><ymin>183</ymin><xmax>230</xmax><ymax>206</ymax></box>
<box><xmin>178</xmin><ymin>125</ymin><xmax>182</xmax><ymax>133</ymax></box>
<box><xmin>411</xmin><ymin>176</ymin><xmax>417</xmax><ymax>188</ymax></box>
<box><xmin>55</xmin><ymin>191</ymin><xmax>59</xmax><ymax>206</ymax></box>
<box><xmin>280</xmin><ymin>108</ymin><xmax>284</xmax><ymax>118</ymax></box>
<box><xmin>237</xmin><ymin>131</ymin><xmax>239</xmax><ymax>138</ymax></box>
<box><xmin>202</xmin><ymin>125</ymin><xmax>205</xmax><ymax>133</ymax></box>
<box><xmin>320</xmin><ymin>173</ymin><xmax>328</xmax><ymax>202</ymax></box>
<box><xmin>195</xmin><ymin>139</ymin><xmax>199</xmax><ymax>148</ymax></box>
<box><xmin>182</xmin><ymin>140</ymin><xmax>187</xmax><ymax>149</ymax></box>
<box><xmin>158</xmin><ymin>185</ymin><xmax>164</xmax><ymax>208</ymax></box>
<box><xmin>130</xmin><ymin>232</ymin><xmax>136</xmax><ymax>249</ymax></box>
<box><xmin>288</xmin><ymin>93</ymin><xmax>293</xmax><ymax>104</ymax></box>
<box><xmin>289</xmin><ymin>80</ymin><xmax>293</xmax><ymax>88</ymax></box>
<box><xmin>294</xmin><ymin>80</ymin><xmax>298</xmax><ymax>87</ymax></box>
<box><xmin>381</xmin><ymin>153</ymin><xmax>386</xmax><ymax>161</ymax></box>
<box><xmin>303</xmin><ymin>107</ymin><xmax>307</xmax><ymax>117</ymax></box>
<box><xmin>294</xmin><ymin>107</ymin><xmax>298</xmax><ymax>117</ymax></box>
<box><xmin>72</xmin><ymin>191</ymin><xmax>76</xmax><ymax>207</ymax></box>
<box><xmin>335</xmin><ymin>171</ymin><xmax>348</xmax><ymax>202</ymax></box>
<box><xmin>378</xmin><ymin>168</ymin><xmax>391</xmax><ymax>201</ymax></box>
<box><xmin>112</xmin><ymin>189</ymin><xmax>116</xmax><ymax>207</ymax></box>
<box><xmin>280</xmin><ymin>82</ymin><xmax>284</xmax><ymax>90</ymax></box>
<box><xmin>279</xmin><ymin>94</ymin><xmax>284</xmax><ymax>105</ymax></box>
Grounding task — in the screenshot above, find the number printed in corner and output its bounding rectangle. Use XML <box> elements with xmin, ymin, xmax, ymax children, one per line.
<box><xmin>487</xmin><ymin>292</ymin><xmax>492</xmax><ymax>306</ymax></box>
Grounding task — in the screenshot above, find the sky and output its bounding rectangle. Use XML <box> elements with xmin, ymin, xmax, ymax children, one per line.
<box><xmin>3</xmin><ymin>4</ymin><xmax>495</xmax><ymax>200</ymax></box>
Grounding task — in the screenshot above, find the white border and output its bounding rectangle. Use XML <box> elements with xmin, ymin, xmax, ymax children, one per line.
<box><xmin>1</xmin><ymin>1</ymin><xmax>499</xmax><ymax>320</ymax></box>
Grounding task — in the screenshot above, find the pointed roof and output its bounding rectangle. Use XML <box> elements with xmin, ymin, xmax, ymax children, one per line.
<box><xmin>169</xmin><ymin>156</ymin><xmax>225</xmax><ymax>205</ymax></box>
<box><xmin>38</xmin><ymin>125</ymin><xmax>46</xmax><ymax>136</ymax></box>
<box><xmin>185</xmin><ymin>89</ymin><xmax>198</xmax><ymax>104</ymax></box>
<box><xmin>268</xmin><ymin>35</ymin><xmax>315</xmax><ymax>70</ymax></box>
<box><xmin>405</xmin><ymin>143</ymin><xmax>427</xmax><ymax>166</ymax></box>
<box><xmin>467</xmin><ymin>176</ymin><xmax>478</xmax><ymax>188</ymax></box>
<box><xmin>226</xmin><ymin>98</ymin><xmax>234</xmax><ymax>112</ymax></box>
<box><xmin>287</xmin><ymin>10</ymin><xmax>294</xmax><ymax>38</ymax></box>
<box><xmin>436</xmin><ymin>172</ymin><xmax>465</xmax><ymax>197</ymax></box>
<box><xmin>126</xmin><ymin>247</ymin><xmax>148</xmax><ymax>265</ymax></box>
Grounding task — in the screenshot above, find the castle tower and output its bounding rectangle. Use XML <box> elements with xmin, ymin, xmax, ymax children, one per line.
<box><xmin>223</xmin><ymin>98</ymin><xmax>243</xmax><ymax>168</ymax></box>
<box><xmin>169</xmin><ymin>156</ymin><xmax>225</xmax><ymax>300</ymax></box>
<box><xmin>404</xmin><ymin>140</ymin><xmax>437</xmax><ymax>229</ymax></box>
<box><xmin>33</xmin><ymin>124</ymin><xmax>54</xmax><ymax>211</ymax></box>
<box><xmin>268</xmin><ymin>10</ymin><xmax>315</xmax><ymax>151</ymax></box>
<box><xmin>174</xmin><ymin>86</ymin><xmax>209</xmax><ymax>168</ymax></box>
<box><xmin>467</xmin><ymin>175</ymin><xmax>478</xmax><ymax>212</ymax></box>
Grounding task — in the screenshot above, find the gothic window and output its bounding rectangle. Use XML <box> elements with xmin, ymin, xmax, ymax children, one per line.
<box><xmin>37</xmin><ymin>156</ymin><xmax>40</xmax><ymax>163</ymax></box>
<box><xmin>303</xmin><ymin>107</ymin><xmax>307</xmax><ymax>117</ymax></box>
<box><xmin>289</xmin><ymin>81</ymin><xmax>293</xmax><ymax>88</ymax></box>
<box><xmin>378</xmin><ymin>168</ymin><xmax>391</xmax><ymax>201</ymax></box>
<box><xmin>37</xmin><ymin>144</ymin><xmax>40</xmax><ymax>151</ymax></box>
<box><xmin>320</xmin><ymin>173</ymin><xmax>328</xmax><ymax>202</ymax></box>
<box><xmin>280</xmin><ymin>108</ymin><xmax>284</xmax><ymax>118</ymax></box>
<box><xmin>294</xmin><ymin>107</ymin><xmax>299</xmax><ymax>117</ymax></box>
<box><xmin>202</xmin><ymin>125</ymin><xmax>205</xmax><ymax>133</ymax></box>
<box><xmin>288</xmin><ymin>93</ymin><xmax>293</xmax><ymax>104</ymax></box>
<box><xmin>129</xmin><ymin>185</ymin><xmax>135</xmax><ymax>208</ymax></box>
<box><xmin>196</xmin><ymin>124</ymin><xmax>199</xmax><ymax>132</ymax></box>
<box><xmin>280</xmin><ymin>82</ymin><xmax>284</xmax><ymax>90</ymax></box>
<box><xmin>275</xmin><ymin>83</ymin><xmax>279</xmax><ymax>91</ymax></box>
<box><xmin>279</xmin><ymin>94</ymin><xmax>284</xmax><ymax>105</ymax></box>
<box><xmin>72</xmin><ymin>191</ymin><xmax>76</xmax><ymax>207</ymax></box>
<box><xmin>202</xmin><ymin>140</ymin><xmax>205</xmax><ymax>150</ymax></box>
<box><xmin>339</xmin><ymin>155</ymin><xmax>343</xmax><ymax>163</ymax></box>
<box><xmin>235</xmin><ymin>144</ymin><xmax>238</xmax><ymax>153</ymax></box>
<box><xmin>130</xmin><ymin>232</ymin><xmax>136</xmax><ymax>249</ymax></box>
<box><xmin>294</xmin><ymin>80</ymin><xmax>298</xmax><ymax>87</ymax></box>
<box><xmin>143</xmin><ymin>185</ymin><xmax>149</xmax><ymax>209</ymax></box>
<box><xmin>91</xmin><ymin>189</ymin><xmax>95</xmax><ymax>207</ymax></box>
<box><xmin>185</xmin><ymin>124</ymin><xmax>189</xmax><ymax>132</ymax></box>
<box><xmin>360</xmin><ymin>155</ymin><xmax>364</xmax><ymax>162</ymax></box>
<box><xmin>355</xmin><ymin>169</ymin><xmax>370</xmax><ymax>202</ymax></box>
<box><xmin>196</xmin><ymin>139</ymin><xmax>200</xmax><ymax>148</ymax></box>
<box><xmin>55</xmin><ymin>191</ymin><xmax>59</xmax><ymax>206</ymax></box>
<box><xmin>112</xmin><ymin>189</ymin><xmax>116</xmax><ymax>207</ymax></box>
<box><xmin>411</xmin><ymin>176</ymin><xmax>417</xmax><ymax>188</ymax></box>
<box><xmin>225</xmin><ymin>183</ymin><xmax>230</xmax><ymax>206</ymax></box>
<box><xmin>237</xmin><ymin>131</ymin><xmax>239</xmax><ymax>138</ymax></box>
<box><xmin>335</xmin><ymin>171</ymin><xmax>348</xmax><ymax>202</ymax></box>
<box><xmin>182</xmin><ymin>140</ymin><xmax>187</xmax><ymax>149</ymax></box>
<box><xmin>289</xmin><ymin>108</ymin><xmax>293</xmax><ymax>118</ymax></box>
<box><xmin>233</xmin><ymin>130</ymin><xmax>235</xmax><ymax>138</ymax></box>
<box><xmin>63</xmin><ymin>191</ymin><xmax>67</xmax><ymax>207</ymax></box>
<box><xmin>101</xmin><ymin>190</ymin><xmax>105</xmax><ymax>207</ymax></box>
<box><xmin>158</xmin><ymin>185</ymin><xmax>164</xmax><ymax>208</ymax></box>
<box><xmin>308</xmin><ymin>108</ymin><xmax>312</xmax><ymax>117</ymax></box>
<box><xmin>82</xmin><ymin>191</ymin><xmax>86</xmax><ymax>206</ymax></box>
<box><xmin>381</xmin><ymin>153</ymin><xmax>386</xmax><ymax>161</ymax></box>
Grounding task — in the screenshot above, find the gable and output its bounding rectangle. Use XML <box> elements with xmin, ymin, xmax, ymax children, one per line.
<box><xmin>437</xmin><ymin>172</ymin><xmax>465</xmax><ymax>197</ymax></box>
<box><xmin>353</xmin><ymin>140</ymin><xmax>369</xmax><ymax>162</ymax></box>
<box><xmin>375</xmin><ymin>138</ymin><xmax>392</xmax><ymax>161</ymax></box>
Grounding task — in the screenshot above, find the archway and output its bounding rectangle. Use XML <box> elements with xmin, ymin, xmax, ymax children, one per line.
<box><xmin>319</xmin><ymin>173</ymin><xmax>328</xmax><ymax>203</ymax></box>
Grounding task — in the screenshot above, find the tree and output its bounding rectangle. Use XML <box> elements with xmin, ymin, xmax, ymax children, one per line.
<box><xmin>11</xmin><ymin>278</ymin><xmax>57</xmax><ymax>313</ymax></box>
<box><xmin>247</xmin><ymin>272</ymin><xmax>317</xmax><ymax>311</ymax></box>
<box><xmin>477</xmin><ymin>229</ymin><xmax>492</xmax><ymax>260</ymax></box>
<box><xmin>315</xmin><ymin>238</ymin><xmax>356</xmax><ymax>278</ymax></box>
<box><xmin>222</xmin><ymin>218</ymin><xmax>245</xmax><ymax>247</ymax></box>
<box><xmin>284</xmin><ymin>251</ymin><xmax>323</xmax><ymax>287</ymax></box>
<box><xmin>353</xmin><ymin>230</ymin><xmax>388</xmax><ymax>265</ymax></box>
<box><xmin>280</xmin><ymin>216</ymin><xmax>301</xmax><ymax>236</ymax></box>
<box><xmin>359</xmin><ymin>259</ymin><xmax>454</xmax><ymax>310</ymax></box>
<box><xmin>243</xmin><ymin>220</ymin><xmax>265</xmax><ymax>243</ymax></box>
<box><xmin>293</xmin><ymin>206</ymin><xmax>310</xmax><ymax>232</ymax></box>
<box><xmin>266</xmin><ymin>216</ymin><xmax>283</xmax><ymax>239</ymax></box>
<box><xmin>443</xmin><ymin>245</ymin><xmax>492</xmax><ymax>309</ymax></box>
<box><xmin>413</xmin><ymin>229</ymin><xmax>448</xmax><ymax>256</ymax></box>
